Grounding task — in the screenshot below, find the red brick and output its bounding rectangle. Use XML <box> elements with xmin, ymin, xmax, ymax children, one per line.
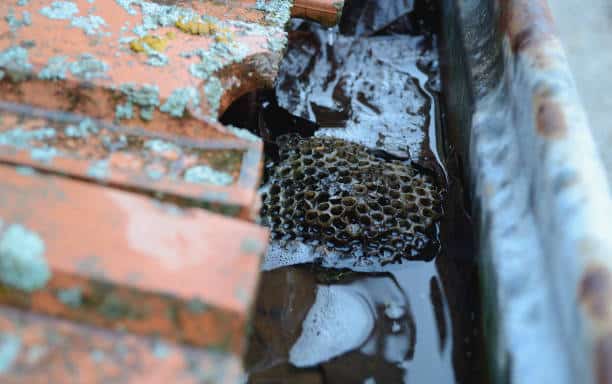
<box><xmin>0</xmin><ymin>163</ymin><xmax>268</xmax><ymax>354</ymax></box>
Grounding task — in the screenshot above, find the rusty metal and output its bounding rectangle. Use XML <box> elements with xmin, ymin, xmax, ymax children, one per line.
<box><xmin>0</xmin><ymin>305</ymin><xmax>244</xmax><ymax>383</ymax></box>
<box><xmin>0</xmin><ymin>163</ymin><xmax>269</xmax><ymax>354</ymax></box>
<box><xmin>292</xmin><ymin>0</ymin><xmax>344</xmax><ymax>27</ymax></box>
<box><xmin>441</xmin><ymin>0</ymin><xmax>612</xmax><ymax>383</ymax></box>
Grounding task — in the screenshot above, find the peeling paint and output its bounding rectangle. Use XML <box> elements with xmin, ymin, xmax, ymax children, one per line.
<box><xmin>69</xmin><ymin>54</ymin><xmax>108</xmax><ymax>80</ymax></box>
<box><xmin>160</xmin><ymin>87</ymin><xmax>200</xmax><ymax>117</ymax></box>
<box><xmin>38</xmin><ymin>55</ymin><xmax>69</xmax><ymax>80</ymax></box>
<box><xmin>0</xmin><ymin>223</ymin><xmax>50</xmax><ymax>292</ymax></box>
<box><xmin>184</xmin><ymin>165</ymin><xmax>233</xmax><ymax>185</ymax></box>
<box><xmin>39</xmin><ymin>1</ymin><xmax>79</xmax><ymax>20</ymax></box>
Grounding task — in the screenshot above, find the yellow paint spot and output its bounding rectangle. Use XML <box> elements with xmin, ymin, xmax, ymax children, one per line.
<box><xmin>129</xmin><ymin>35</ymin><xmax>170</xmax><ymax>53</ymax></box>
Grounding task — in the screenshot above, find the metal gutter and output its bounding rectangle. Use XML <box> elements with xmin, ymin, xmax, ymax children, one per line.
<box><xmin>441</xmin><ymin>0</ymin><xmax>612</xmax><ymax>382</ymax></box>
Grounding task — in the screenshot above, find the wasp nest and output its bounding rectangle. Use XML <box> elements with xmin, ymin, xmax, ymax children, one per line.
<box><xmin>261</xmin><ymin>134</ymin><xmax>443</xmax><ymax>264</ymax></box>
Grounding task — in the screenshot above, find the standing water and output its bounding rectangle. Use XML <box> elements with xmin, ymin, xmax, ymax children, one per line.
<box><xmin>221</xmin><ymin>1</ymin><xmax>487</xmax><ymax>382</ymax></box>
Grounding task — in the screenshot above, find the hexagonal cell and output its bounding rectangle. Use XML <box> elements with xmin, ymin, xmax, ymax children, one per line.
<box><xmin>262</xmin><ymin>135</ymin><xmax>443</xmax><ymax>264</ymax></box>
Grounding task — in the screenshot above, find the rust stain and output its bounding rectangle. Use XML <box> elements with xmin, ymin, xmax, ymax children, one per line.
<box><xmin>500</xmin><ymin>0</ymin><xmax>557</xmax><ymax>53</ymax></box>
<box><xmin>596</xmin><ymin>333</ymin><xmax>612</xmax><ymax>384</ymax></box>
<box><xmin>534</xmin><ymin>93</ymin><xmax>567</xmax><ymax>139</ymax></box>
<box><xmin>579</xmin><ymin>264</ymin><xmax>612</xmax><ymax>322</ymax></box>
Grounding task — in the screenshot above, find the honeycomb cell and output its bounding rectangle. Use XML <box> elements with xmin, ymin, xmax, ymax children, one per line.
<box><xmin>260</xmin><ymin>135</ymin><xmax>443</xmax><ymax>264</ymax></box>
<box><xmin>318</xmin><ymin>202</ymin><xmax>331</xmax><ymax>211</ymax></box>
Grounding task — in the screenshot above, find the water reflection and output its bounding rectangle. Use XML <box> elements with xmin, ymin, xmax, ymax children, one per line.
<box><xmin>247</xmin><ymin>262</ymin><xmax>455</xmax><ymax>383</ymax></box>
<box><xmin>242</xmin><ymin>1</ymin><xmax>485</xmax><ymax>382</ymax></box>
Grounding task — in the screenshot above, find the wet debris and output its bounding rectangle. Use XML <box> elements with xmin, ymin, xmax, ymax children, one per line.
<box><xmin>261</xmin><ymin>134</ymin><xmax>442</xmax><ymax>267</ymax></box>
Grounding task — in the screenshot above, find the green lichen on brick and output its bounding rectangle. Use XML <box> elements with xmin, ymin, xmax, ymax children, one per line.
<box><xmin>0</xmin><ymin>333</ymin><xmax>21</xmax><ymax>374</ymax></box>
<box><xmin>229</xmin><ymin>19</ymin><xmax>288</xmax><ymax>53</ymax></box>
<box><xmin>5</xmin><ymin>8</ymin><xmax>32</xmax><ymax>30</ymax></box>
<box><xmin>255</xmin><ymin>0</ymin><xmax>293</xmax><ymax>27</ymax></box>
<box><xmin>187</xmin><ymin>41</ymin><xmax>249</xmax><ymax>80</ymax></box>
<box><xmin>240</xmin><ymin>238</ymin><xmax>263</xmax><ymax>254</ymax></box>
<box><xmin>145</xmin><ymin>48</ymin><xmax>168</xmax><ymax>67</ymax></box>
<box><xmin>64</xmin><ymin>118</ymin><xmax>99</xmax><ymax>138</ymax></box>
<box><xmin>115</xmin><ymin>103</ymin><xmax>133</xmax><ymax>120</ymax></box>
<box><xmin>184</xmin><ymin>165</ymin><xmax>233</xmax><ymax>185</ymax></box>
<box><xmin>87</xmin><ymin>159</ymin><xmax>109</xmax><ymax>180</ymax></box>
<box><xmin>30</xmin><ymin>147</ymin><xmax>58</xmax><ymax>163</ymax></box>
<box><xmin>14</xmin><ymin>166</ymin><xmax>36</xmax><ymax>176</ymax></box>
<box><xmin>38</xmin><ymin>55</ymin><xmax>69</xmax><ymax>80</ymax></box>
<box><xmin>0</xmin><ymin>127</ymin><xmax>55</xmax><ymax>148</ymax></box>
<box><xmin>204</xmin><ymin>76</ymin><xmax>223</xmax><ymax>118</ymax></box>
<box><xmin>116</xmin><ymin>83</ymin><xmax>160</xmax><ymax>121</ymax></box>
<box><xmin>0</xmin><ymin>223</ymin><xmax>50</xmax><ymax>292</ymax></box>
<box><xmin>39</xmin><ymin>1</ymin><xmax>79</xmax><ymax>20</ymax></box>
<box><xmin>226</xmin><ymin>125</ymin><xmax>261</xmax><ymax>142</ymax></box>
<box><xmin>0</xmin><ymin>46</ymin><xmax>33</xmax><ymax>81</ymax></box>
<box><xmin>97</xmin><ymin>293</ymin><xmax>145</xmax><ymax>320</ymax></box>
<box><xmin>144</xmin><ymin>139</ymin><xmax>181</xmax><ymax>154</ymax></box>
<box><xmin>69</xmin><ymin>54</ymin><xmax>108</xmax><ymax>80</ymax></box>
<box><xmin>115</xmin><ymin>0</ymin><xmax>199</xmax><ymax>35</ymax></box>
<box><xmin>57</xmin><ymin>287</ymin><xmax>83</xmax><ymax>308</ymax></box>
<box><xmin>160</xmin><ymin>87</ymin><xmax>200</xmax><ymax>118</ymax></box>
<box><xmin>145</xmin><ymin>167</ymin><xmax>163</xmax><ymax>180</ymax></box>
<box><xmin>186</xmin><ymin>297</ymin><xmax>209</xmax><ymax>314</ymax></box>
<box><xmin>152</xmin><ymin>340</ymin><xmax>170</xmax><ymax>359</ymax></box>
<box><xmin>267</xmin><ymin>33</ymin><xmax>287</xmax><ymax>53</ymax></box>
<box><xmin>71</xmin><ymin>15</ymin><xmax>107</xmax><ymax>35</ymax></box>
